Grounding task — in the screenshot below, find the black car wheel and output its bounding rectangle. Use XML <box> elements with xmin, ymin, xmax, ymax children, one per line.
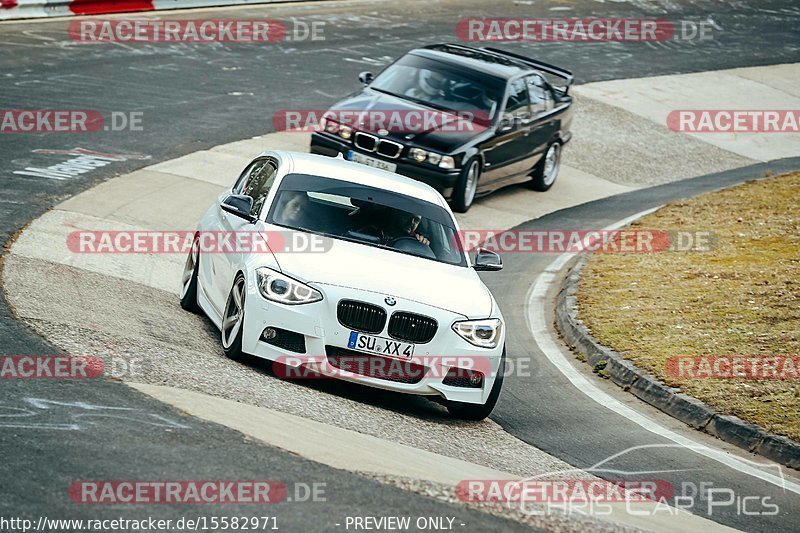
<box><xmin>452</xmin><ymin>158</ymin><xmax>480</xmax><ymax>213</ymax></box>
<box><xmin>529</xmin><ymin>142</ymin><xmax>561</xmax><ymax>192</ymax></box>
<box><xmin>447</xmin><ymin>349</ymin><xmax>505</xmax><ymax>421</ymax></box>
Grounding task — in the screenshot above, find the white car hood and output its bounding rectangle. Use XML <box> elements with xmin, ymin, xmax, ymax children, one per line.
<box><xmin>271</xmin><ymin>237</ymin><xmax>493</xmax><ymax>318</ymax></box>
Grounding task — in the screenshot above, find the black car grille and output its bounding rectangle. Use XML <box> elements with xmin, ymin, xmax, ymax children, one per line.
<box><xmin>388</xmin><ymin>312</ymin><xmax>438</xmax><ymax>343</ymax></box>
<box><xmin>262</xmin><ymin>327</ymin><xmax>306</xmax><ymax>354</ymax></box>
<box><xmin>354</xmin><ymin>131</ymin><xmax>377</xmax><ymax>151</ymax></box>
<box><xmin>337</xmin><ymin>300</ymin><xmax>386</xmax><ymax>334</ymax></box>
<box><xmin>353</xmin><ymin>131</ymin><xmax>403</xmax><ymax>159</ymax></box>
<box><xmin>326</xmin><ymin>346</ymin><xmax>427</xmax><ymax>384</ymax></box>
<box><xmin>376</xmin><ymin>139</ymin><xmax>402</xmax><ymax>158</ymax></box>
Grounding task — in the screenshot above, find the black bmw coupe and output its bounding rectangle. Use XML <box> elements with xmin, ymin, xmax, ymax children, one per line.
<box><xmin>310</xmin><ymin>44</ymin><xmax>574</xmax><ymax>212</ymax></box>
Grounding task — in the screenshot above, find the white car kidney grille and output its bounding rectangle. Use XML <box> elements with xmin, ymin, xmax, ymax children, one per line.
<box><xmin>337</xmin><ymin>299</ymin><xmax>387</xmax><ymax>334</ymax></box>
<box><xmin>388</xmin><ymin>312</ymin><xmax>438</xmax><ymax>344</ymax></box>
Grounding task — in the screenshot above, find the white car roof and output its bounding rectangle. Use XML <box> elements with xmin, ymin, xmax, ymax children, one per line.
<box><xmin>262</xmin><ymin>150</ymin><xmax>449</xmax><ymax>209</ymax></box>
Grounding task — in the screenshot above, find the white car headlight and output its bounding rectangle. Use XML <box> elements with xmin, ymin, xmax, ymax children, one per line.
<box><xmin>452</xmin><ymin>318</ymin><xmax>503</xmax><ymax>348</ymax></box>
<box><xmin>256</xmin><ymin>267</ymin><xmax>322</xmax><ymax>305</ymax></box>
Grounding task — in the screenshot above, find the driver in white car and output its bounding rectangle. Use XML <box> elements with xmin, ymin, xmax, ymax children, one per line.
<box><xmin>394</xmin><ymin>212</ymin><xmax>430</xmax><ymax>246</ymax></box>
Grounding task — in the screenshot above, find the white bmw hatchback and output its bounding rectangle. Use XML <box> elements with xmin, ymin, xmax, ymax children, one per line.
<box><xmin>180</xmin><ymin>151</ymin><xmax>506</xmax><ymax>420</ymax></box>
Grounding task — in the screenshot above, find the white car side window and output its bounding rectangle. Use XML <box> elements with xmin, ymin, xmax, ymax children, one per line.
<box><xmin>243</xmin><ymin>162</ymin><xmax>278</xmax><ymax>219</ymax></box>
<box><xmin>233</xmin><ymin>159</ymin><xmax>267</xmax><ymax>194</ymax></box>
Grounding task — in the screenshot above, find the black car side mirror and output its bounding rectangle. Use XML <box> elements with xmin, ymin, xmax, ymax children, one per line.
<box><xmin>220</xmin><ymin>194</ymin><xmax>255</xmax><ymax>223</ymax></box>
<box><xmin>473</xmin><ymin>248</ymin><xmax>503</xmax><ymax>271</ymax></box>
<box><xmin>358</xmin><ymin>71</ymin><xmax>374</xmax><ymax>85</ymax></box>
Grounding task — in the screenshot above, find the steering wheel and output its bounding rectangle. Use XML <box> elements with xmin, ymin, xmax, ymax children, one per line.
<box><xmin>387</xmin><ymin>235</ymin><xmax>436</xmax><ymax>259</ymax></box>
<box><xmin>355</xmin><ymin>225</ymin><xmax>385</xmax><ymax>241</ymax></box>
<box><xmin>386</xmin><ymin>236</ymin><xmax>420</xmax><ymax>246</ymax></box>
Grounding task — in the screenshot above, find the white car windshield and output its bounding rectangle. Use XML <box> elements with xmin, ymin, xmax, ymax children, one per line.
<box><xmin>267</xmin><ymin>173</ymin><xmax>467</xmax><ymax>266</ymax></box>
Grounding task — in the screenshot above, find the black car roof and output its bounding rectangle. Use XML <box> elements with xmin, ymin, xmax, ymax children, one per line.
<box><xmin>409</xmin><ymin>44</ymin><xmax>532</xmax><ymax>80</ymax></box>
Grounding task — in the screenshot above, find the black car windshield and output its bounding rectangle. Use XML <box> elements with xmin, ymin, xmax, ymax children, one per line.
<box><xmin>267</xmin><ymin>173</ymin><xmax>467</xmax><ymax>267</ymax></box>
<box><xmin>370</xmin><ymin>54</ymin><xmax>504</xmax><ymax>126</ymax></box>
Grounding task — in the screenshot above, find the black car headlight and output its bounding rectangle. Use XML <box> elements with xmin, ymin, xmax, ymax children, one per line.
<box><xmin>256</xmin><ymin>268</ymin><xmax>323</xmax><ymax>305</ymax></box>
<box><xmin>321</xmin><ymin>116</ymin><xmax>340</xmax><ymax>134</ymax></box>
<box><xmin>438</xmin><ymin>155</ymin><xmax>456</xmax><ymax>169</ymax></box>
<box><xmin>410</xmin><ymin>147</ymin><xmax>428</xmax><ymax>162</ymax></box>
<box><xmin>410</xmin><ymin>148</ymin><xmax>455</xmax><ymax>169</ymax></box>
<box><xmin>320</xmin><ymin>117</ymin><xmax>352</xmax><ymax>140</ymax></box>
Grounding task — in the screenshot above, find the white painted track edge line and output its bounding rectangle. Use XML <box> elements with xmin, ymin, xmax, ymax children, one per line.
<box><xmin>525</xmin><ymin>207</ymin><xmax>800</xmax><ymax>495</ymax></box>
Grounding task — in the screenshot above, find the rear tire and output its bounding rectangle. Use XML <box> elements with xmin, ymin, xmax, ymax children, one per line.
<box><xmin>221</xmin><ymin>274</ymin><xmax>247</xmax><ymax>362</ymax></box>
<box><xmin>447</xmin><ymin>349</ymin><xmax>505</xmax><ymax>421</ymax></box>
<box><xmin>179</xmin><ymin>237</ymin><xmax>201</xmax><ymax>313</ymax></box>
<box><xmin>452</xmin><ymin>158</ymin><xmax>480</xmax><ymax>213</ymax></box>
<box><xmin>529</xmin><ymin>142</ymin><xmax>561</xmax><ymax>192</ymax></box>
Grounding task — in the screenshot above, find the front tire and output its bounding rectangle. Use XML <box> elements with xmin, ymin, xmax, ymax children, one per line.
<box><xmin>179</xmin><ymin>236</ymin><xmax>201</xmax><ymax>313</ymax></box>
<box><xmin>221</xmin><ymin>274</ymin><xmax>247</xmax><ymax>362</ymax></box>
<box><xmin>529</xmin><ymin>142</ymin><xmax>561</xmax><ymax>192</ymax></box>
<box><xmin>452</xmin><ymin>157</ymin><xmax>480</xmax><ymax>213</ymax></box>
<box><xmin>447</xmin><ymin>350</ymin><xmax>505</xmax><ymax>421</ymax></box>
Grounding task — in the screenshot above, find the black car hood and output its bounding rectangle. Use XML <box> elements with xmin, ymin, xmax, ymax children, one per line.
<box><xmin>325</xmin><ymin>89</ymin><xmax>489</xmax><ymax>154</ymax></box>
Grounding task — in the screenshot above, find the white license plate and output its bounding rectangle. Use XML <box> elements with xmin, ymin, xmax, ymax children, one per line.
<box><xmin>348</xmin><ymin>331</ymin><xmax>414</xmax><ymax>359</ymax></box>
<box><xmin>348</xmin><ymin>151</ymin><xmax>397</xmax><ymax>173</ymax></box>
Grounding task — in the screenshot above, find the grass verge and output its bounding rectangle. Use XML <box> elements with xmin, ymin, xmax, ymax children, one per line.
<box><xmin>578</xmin><ymin>172</ymin><xmax>799</xmax><ymax>440</ymax></box>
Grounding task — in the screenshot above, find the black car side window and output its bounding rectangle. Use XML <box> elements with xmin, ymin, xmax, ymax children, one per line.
<box><xmin>527</xmin><ymin>75</ymin><xmax>552</xmax><ymax>115</ymax></box>
<box><xmin>503</xmin><ymin>79</ymin><xmax>531</xmax><ymax>121</ymax></box>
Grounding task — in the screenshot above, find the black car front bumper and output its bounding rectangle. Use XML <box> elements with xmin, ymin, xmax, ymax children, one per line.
<box><xmin>310</xmin><ymin>132</ymin><xmax>460</xmax><ymax>199</ymax></box>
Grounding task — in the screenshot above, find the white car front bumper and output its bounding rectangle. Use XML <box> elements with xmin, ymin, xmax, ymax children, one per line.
<box><xmin>240</xmin><ymin>272</ymin><xmax>504</xmax><ymax>404</ymax></box>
